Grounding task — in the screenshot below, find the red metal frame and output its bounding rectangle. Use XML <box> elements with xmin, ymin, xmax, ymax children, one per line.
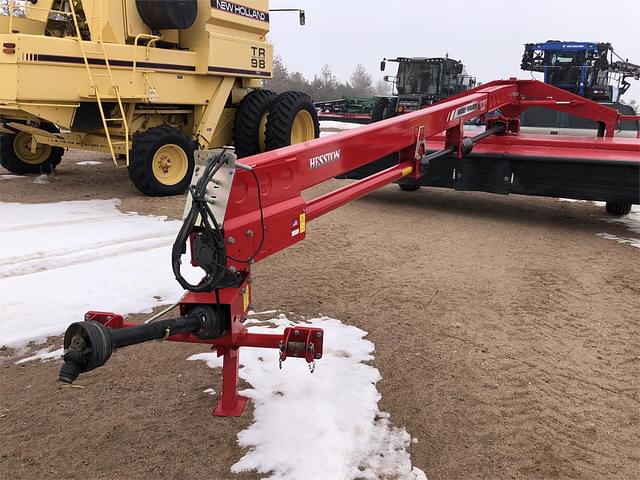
<box><xmin>87</xmin><ymin>79</ymin><xmax>639</xmax><ymax>416</ymax></box>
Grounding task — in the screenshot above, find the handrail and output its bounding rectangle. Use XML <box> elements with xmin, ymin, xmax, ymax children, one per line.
<box><xmin>131</xmin><ymin>33</ymin><xmax>161</xmax><ymax>84</ymax></box>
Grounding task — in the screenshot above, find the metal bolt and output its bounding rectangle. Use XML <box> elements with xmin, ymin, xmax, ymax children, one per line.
<box><xmin>227</xmin><ymin>236</ymin><xmax>235</xmax><ymax>245</ymax></box>
<box><xmin>229</xmin><ymin>265</ymin><xmax>237</xmax><ymax>273</ymax></box>
<box><xmin>315</xmin><ymin>332</ymin><xmax>322</xmax><ymax>338</ymax></box>
<box><xmin>314</xmin><ymin>353</ymin><xmax>321</xmax><ymax>359</ymax></box>
<box><xmin>293</xmin><ymin>330</ymin><xmax>300</xmax><ymax>336</ymax></box>
<box><xmin>503</xmin><ymin>176</ymin><xmax>510</xmax><ymax>182</ymax></box>
<box><xmin>246</xmin><ymin>229</ymin><xmax>254</xmax><ymax>238</ymax></box>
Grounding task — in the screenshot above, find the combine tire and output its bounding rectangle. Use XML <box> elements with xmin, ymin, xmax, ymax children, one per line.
<box><xmin>383</xmin><ymin>98</ymin><xmax>398</xmax><ymax>119</ymax></box>
<box><xmin>0</xmin><ymin>123</ymin><xmax>63</xmax><ymax>174</ymax></box>
<box><xmin>371</xmin><ymin>97</ymin><xmax>388</xmax><ymax>122</ymax></box>
<box><xmin>233</xmin><ymin>89</ymin><xmax>278</xmax><ymax>158</ymax></box>
<box><xmin>399</xmin><ymin>182</ymin><xmax>421</xmax><ymax>192</ymax></box>
<box><xmin>605</xmin><ymin>201</ymin><xmax>632</xmax><ymax>216</ymax></box>
<box><xmin>265</xmin><ymin>91</ymin><xmax>320</xmax><ymax>151</ymax></box>
<box><xmin>128</xmin><ymin>126</ymin><xmax>195</xmax><ymax>196</ymax></box>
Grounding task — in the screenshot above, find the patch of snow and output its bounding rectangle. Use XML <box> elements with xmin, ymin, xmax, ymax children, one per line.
<box><xmin>16</xmin><ymin>347</ymin><xmax>63</xmax><ymax>364</ymax></box>
<box><xmin>605</xmin><ymin>204</ymin><xmax>640</xmax><ymax>235</ymax></box>
<box><xmin>596</xmin><ymin>232</ymin><xmax>640</xmax><ymax>248</ymax></box>
<box><xmin>75</xmin><ymin>161</ymin><xmax>102</xmax><ymax>166</ymax></box>
<box><xmin>319</xmin><ymin>121</ymin><xmax>364</xmax><ymax>130</ymax></box>
<box><xmin>189</xmin><ymin>314</ymin><xmax>427</xmax><ymax>480</ymax></box>
<box><xmin>203</xmin><ymin>388</ymin><xmax>216</xmax><ymax>396</ymax></box>
<box><xmin>0</xmin><ymin>174</ymin><xmax>23</xmax><ymax>180</ymax></box>
<box><xmin>559</xmin><ymin>200</ymin><xmax>640</xmax><ymax>249</ymax></box>
<box><xmin>33</xmin><ymin>174</ymin><xmax>51</xmax><ymax>184</ymax></box>
<box><xmin>598</xmin><ymin>205</ymin><xmax>640</xmax><ymax>248</ymax></box>
<box><xmin>0</xmin><ymin>199</ymin><xmax>202</xmax><ymax>347</ymax></box>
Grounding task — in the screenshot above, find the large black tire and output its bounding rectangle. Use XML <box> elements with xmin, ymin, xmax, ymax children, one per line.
<box><xmin>233</xmin><ymin>89</ymin><xmax>277</xmax><ymax>158</ymax></box>
<box><xmin>383</xmin><ymin>98</ymin><xmax>398</xmax><ymax>119</ymax></box>
<box><xmin>128</xmin><ymin>125</ymin><xmax>196</xmax><ymax>196</ymax></box>
<box><xmin>605</xmin><ymin>201</ymin><xmax>632</xmax><ymax>216</ymax></box>
<box><xmin>0</xmin><ymin>123</ymin><xmax>63</xmax><ymax>174</ymax></box>
<box><xmin>265</xmin><ymin>91</ymin><xmax>320</xmax><ymax>151</ymax></box>
<box><xmin>399</xmin><ymin>182</ymin><xmax>421</xmax><ymax>191</ymax></box>
<box><xmin>371</xmin><ymin>97</ymin><xmax>388</xmax><ymax>123</ymax></box>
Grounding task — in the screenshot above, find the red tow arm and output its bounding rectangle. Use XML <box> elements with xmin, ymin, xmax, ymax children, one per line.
<box><xmin>88</xmin><ymin>79</ymin><xmax>639</xmax><ymax>416</ymax></box>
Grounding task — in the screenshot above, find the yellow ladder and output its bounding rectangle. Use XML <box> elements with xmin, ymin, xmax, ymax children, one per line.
<box><xmin>69</xmin><ymin>1</ymin><xmax>130</xmax><ymax>168</ymax></box>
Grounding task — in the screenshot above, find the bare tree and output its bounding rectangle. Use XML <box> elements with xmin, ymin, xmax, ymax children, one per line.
<box><xmin>349</xmin><ymin>64</ymin><xmax>374</xmax><ymax>96</ymax></box>
<box><xmin>374</xmin><ymin>78</ymin><xmax>391</xmax><ymax>96</ymax></box>
<box><xmin>263</xmin><ymin>55</ymin><xmax>290</xmax><ymax>93</ymax></box>
<box><xmin>263</xmin><ymin>58</ymin><xmax>381</xmax><ymax>102</ymax></box>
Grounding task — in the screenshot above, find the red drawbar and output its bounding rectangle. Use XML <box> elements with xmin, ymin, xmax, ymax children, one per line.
<box><xmin>84</xmin><ymin>79</ymin><xmax>638</xmax><ymax>416</ymax></box>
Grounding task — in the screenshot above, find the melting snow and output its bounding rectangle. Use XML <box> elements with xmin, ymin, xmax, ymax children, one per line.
<box><xmin>0</xmin><ymin>199</ymin><xmax>193</xmax><ymax>347</ymax></box>
<box><xmin>559</xmin><ymin>200</ymin><xmax>640</xmax><ymax>248</ymax></box>
<box><xmin>75</xmin><ymin>161</ymin><xmax>102</xmax><ymax>166</ymax></box>
<box><xmin>319</xmin><ymin>121</ymin><xmax>364</xmax><ymax>131</ymax></box>
<box><xmin>32</xmin><ymin>174</ymin><xmax>51</xmax><ymax>184</ymax></box>
<box><xmin>189</xmin><ymin>314</ymin><xmax>427</xmax><ymax>480</ymax></box>
<box><xmin>0</xmin><ymin>200</ymin><xmax>427</xmax><ymax>479</ymax></box>
<box><xmin>16</xmin><ymin>347</ymin><xmax>64</xmax><ymax>364</ymax></box>
<box><xmin>597</xmin><ymin>204</ymin><xmax>640</xmax><ymax>248</ymax></box>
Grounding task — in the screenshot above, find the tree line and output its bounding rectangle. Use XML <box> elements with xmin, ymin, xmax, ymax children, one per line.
<box><xmin>264</xmin><ymin>56</ymin><xmax>390</xmax><ymax>102</ymax></box>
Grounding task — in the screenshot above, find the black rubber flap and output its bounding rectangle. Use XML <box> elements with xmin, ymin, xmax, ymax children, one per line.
<box><xmin>136</xmin><ymin>0</ymin><xmax>198</xmax><ymax>30</ymax></box>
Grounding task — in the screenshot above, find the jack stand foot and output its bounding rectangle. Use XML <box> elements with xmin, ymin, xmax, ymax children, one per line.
<box><xmin>213</xmin><ymin>395</ymin><xmax>248</xmax><ymax>417</ymax></box>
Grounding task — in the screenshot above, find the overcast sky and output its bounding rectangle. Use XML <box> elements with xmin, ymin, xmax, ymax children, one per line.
<box><xmin>268</xmin><ymin>0</ymin><xmax>640</xmax><ymax>104</ymax></box>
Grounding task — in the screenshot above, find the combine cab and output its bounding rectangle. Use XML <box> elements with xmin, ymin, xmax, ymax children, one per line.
<box><xmin>379</xmin><ymin>56</ymin><xmax>476</xmax><ymax>119</ymax></box>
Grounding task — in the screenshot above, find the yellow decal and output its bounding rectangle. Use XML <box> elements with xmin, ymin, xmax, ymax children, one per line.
<box><xmin>243</xmin><ymin>285</ymin><xmax>250</xmax><ymax>312</ymax></box>
<box><xmin>300</xmin><ymin>213</ymin><xmax>306</xmax><ymax>234</ymax></box>
<box><xmin>402</xmin><ymin>167</ymin><xmax>414</xmax><ymax>177</ymax></box>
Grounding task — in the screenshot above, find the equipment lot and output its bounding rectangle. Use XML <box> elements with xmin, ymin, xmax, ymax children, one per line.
<box><xmin>1</xmin><ymin>149</ymin><xmax>639</xmax><ymax>480</ymax></box>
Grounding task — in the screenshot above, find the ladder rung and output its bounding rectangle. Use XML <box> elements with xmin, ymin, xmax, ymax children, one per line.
<box><xmin>104</xmin><ymin>118</ymin><xmax>124</xmax><ymax>122</ymax></box>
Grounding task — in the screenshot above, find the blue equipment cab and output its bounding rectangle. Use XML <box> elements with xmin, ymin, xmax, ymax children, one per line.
<box><xmin>521</xmin><ymin>41</ymin><xmax>639</xmax><ymax>103</ymax></box>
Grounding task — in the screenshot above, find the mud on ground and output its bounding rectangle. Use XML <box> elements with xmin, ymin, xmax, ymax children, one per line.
<box><xmin>1</xmin><ymin>151</ymin><xmax>639</xmax><ymax>480</ymax></box>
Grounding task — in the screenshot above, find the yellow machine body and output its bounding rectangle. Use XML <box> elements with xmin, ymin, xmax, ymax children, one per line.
<box><xmin>0</xmin><ymin>0</ymin><xmax>273</xmax><ymax>158</ymax></box>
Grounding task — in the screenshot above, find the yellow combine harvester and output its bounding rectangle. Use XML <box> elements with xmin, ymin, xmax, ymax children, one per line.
<box><xmin>0</xmin><ymin>0</ymin><xmax>318</xmax><ymax>195</ymax></box>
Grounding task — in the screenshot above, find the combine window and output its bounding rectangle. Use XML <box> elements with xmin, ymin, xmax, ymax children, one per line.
<box><xmin>397</xmin><ymin>63</ymin><xmax>439</xmax><ymax>95</ymax></box>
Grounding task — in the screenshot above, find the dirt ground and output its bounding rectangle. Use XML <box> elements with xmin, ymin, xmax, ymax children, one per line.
<box><xmin>1</xmin><ymin>150</ymin><xmax>639</xmax><ymax>480</ymax></box>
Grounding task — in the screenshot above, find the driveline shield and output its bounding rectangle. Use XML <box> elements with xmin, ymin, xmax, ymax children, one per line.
<box><xmin>136</xmin><ymin>0</ymin><xmax>198</xmax><ymax>30</ymax></box>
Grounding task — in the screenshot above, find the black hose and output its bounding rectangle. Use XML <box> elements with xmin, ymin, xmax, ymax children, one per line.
<box><xmin>171</xmin><ymin>152</ymin><xmax>228</xmax><ymax>292</ymax></box>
